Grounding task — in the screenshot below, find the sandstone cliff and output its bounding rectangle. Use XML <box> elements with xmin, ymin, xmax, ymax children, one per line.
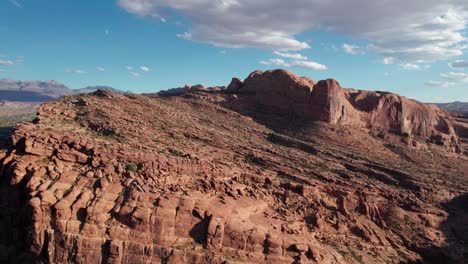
<box><xmin>227</xmin><ymin>69</ymin><xmax>460</xmax><ymax>153</ymax></box>
<box><xmin>0</xmin><ymin>71</ymin><xmax>467</xmax><ymax>263</ymax></box>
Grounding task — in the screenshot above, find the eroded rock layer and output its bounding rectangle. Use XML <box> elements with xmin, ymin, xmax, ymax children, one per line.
<box><xmin>227</xmin><ymin>69</ymin><xmax>461</xmax><ymax>152</ymax></box>
<box><xmin>0</xmin><ymin>71</ymin><xmax>467</xmax><ymax>263</ymax></box>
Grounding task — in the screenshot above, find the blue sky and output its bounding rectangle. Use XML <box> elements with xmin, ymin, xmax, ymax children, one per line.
<box><xmin>0</xmin><ymin>0</ymin><xmax>467</xmax><ymax>102</ymax></box>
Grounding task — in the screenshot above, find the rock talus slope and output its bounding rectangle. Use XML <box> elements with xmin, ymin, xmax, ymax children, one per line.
<box><xmin>0</xmin><ymin>70</ymin><xmax>467</xmax><ymax>263</ymax></box>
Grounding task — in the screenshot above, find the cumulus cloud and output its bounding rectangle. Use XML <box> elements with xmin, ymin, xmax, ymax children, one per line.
<box><xmin>449</xmin><ymin>60</ymin><xmax>468</xmax><ymax>68</ymax></box>
<box><xmin>259</xmin><ymin>57</ymin><xmax>327</xmax><ymax>70</ymax></box>
<box><xmin>0</xmin><ymin>60</ymin><xmax>14</xmax><ymax>65</ymax></box>
<box><xmin>440</xmin><ymin>72</ymin><xmax>468</xmax><ymax>82</ymax></box>
<box><xmin>140</xmin><ymin>66</ymin><xmax>150</xmax><ymax>72</ymax></box>
<box><xmin>118</xmin><ymin>0</ymin><xmax>468</xmax><ymax>62</ymax></box>
<box><xmin>131</xmin><ymin>72</ymin><xmax>140</xmax><ymax>77</ymax></box>
<box><xmin>400</xmin><ymin>63</ymin><xmax>420</xmax><ymax>70</ymax></box>
<box><xmin>343</xmin><ymin>44</ymin><xmax>365</xmax><ymax>55</ymax></box>
<box><xmin>383</xmin><ymin>57</ymin><xmax>396</xmax><ymax>64</ymax></box>
<box><xmin>0</xmin><ymin>69</ymin><xmax>7</xmax><ymax>73</ymax></box>
<box><xmin>259</xmin><ymin>58</ymin><xmax>290</xmax><ymax>67</ymax></box>
<box><xmin>273</xmin><ymin>51</ymin><xmax>307</xmax><ymax>60</ymax></box>
<box><xmin>66</xmin><ymin>69</ymin><xmax>86</xmax><ymax>74</ymax></box>
<box><xmin>425</xmin><ymin>80</ymin><xmax>455</xmax><ymax>88</ymax></box>
<box><xmin>125</xmin><ymin>66</ymin><xmax>133</xmax><ymax>71</ymax></box>
<box><xmin>366</xmin><ymin>8</ymin><xmax>467</xmax><ymax>63</ymax></box>
<box><xmin>291</xmin><ymin>60</ymin><xmax>328</xmax><ymax>70</ymax></box>
<box><xmin>176</xmin><ymin>32</ymin><xmax>192</xmax><ymax>40</ymax></box>
<box><xmin>118</xmin><ymin>0</ymin><xmax>160</xmax><ymax>17</ymax></box>
<box><xmin>96</xmin><ymin>66</ymin><xmax>105</xmax><ymax>72</ymax></box>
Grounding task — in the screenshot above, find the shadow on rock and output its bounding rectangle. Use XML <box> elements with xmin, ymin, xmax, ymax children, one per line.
<box><xmin>419</xmin><ymin>193</ymin><xmax>468</xmax><ymax>264</ymax></box>
<box><xmin>0</xmin><ymin>138</ymin><xmax>38</xmax><ymax>263</ymax></box>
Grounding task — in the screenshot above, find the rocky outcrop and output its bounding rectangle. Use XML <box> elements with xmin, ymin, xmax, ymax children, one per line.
<box><xmin>0</xmin><ymin>73</ymin><xmax>467</xmax><ymax>263</ymax></box>
<box><xmin>0</xmin><ymin>124</ymin><xmax>341</xmax><ymax>263</ymax></box>
<box><xmin>157</xmin><ymin>85</ymin><xmax>225</xmax><ymax>97</ymax></box>
<box><xmin>227</xmin><ymin>69</ymin><xmax>461</xmax><ymax>152</ymax></box>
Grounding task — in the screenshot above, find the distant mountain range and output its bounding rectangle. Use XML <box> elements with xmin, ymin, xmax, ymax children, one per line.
<box><xmin>434</xmin><ymin>101</ymin><xmax>468</xmax><ymax>115</ymax></box>
<box><xmin>0</xmin><ymin>79</ymin><xmax>123</xmax><ymax>102</ymax></box>
<box><xmin>0</xmin><ymin>79</ymin><xmax>125</xmax><ymax>139</ymax></box>
<box><xmin>1</xmin><ymin>77</ymin><xmax>466</xmax><ymax>119</ymax></box>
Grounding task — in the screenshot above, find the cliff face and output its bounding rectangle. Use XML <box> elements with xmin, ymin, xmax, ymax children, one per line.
<box><xmin>228</xmin><ymin>69</ymin><xmax>460</xmax><ymax>152</ymax></box>
<box><xmin>0</xmin><ymin>72</ymin><xmax>467</xmax><ymax>263</ymax></box>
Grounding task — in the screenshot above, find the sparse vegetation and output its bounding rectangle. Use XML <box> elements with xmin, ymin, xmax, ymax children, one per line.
<box><xmin>166</xmin><ymin>148</ymin><xmax>191</xmax><ymax>158</ymax></box>
<box><xmin>126</xmin><ymin>162</ymin><xmax>140</xmax><ymax>172</ymax></box>
<box><xmin>0</xmin><ymin>114</ymin><xmax>36</xmax><ymax>140</ymax></box>
<box><xmin>0</xmin><ymin>69</ymin><xmax>466</xmax><ymax>264</ymax></box>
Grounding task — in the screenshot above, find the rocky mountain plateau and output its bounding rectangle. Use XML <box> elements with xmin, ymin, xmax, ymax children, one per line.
<box><xmin>0</xmin><ymin>69</ymin><xmax>467</xmax><ymax>263</ymax></box>
<box><xmin>0</xmin><ymin>79</ymin><xmax>122</xmax><ymax>140</ymax></box>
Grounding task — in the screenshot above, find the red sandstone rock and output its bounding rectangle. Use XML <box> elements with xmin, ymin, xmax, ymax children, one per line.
<box><xmin>0</xmin><ymin>71</ymin><xmax>466</xmax><ymax>263</ymax></box>
<box><xmin>229</xmin><ymin>69</ymin><xmax>460</xmax><ymax>151</ymax></box>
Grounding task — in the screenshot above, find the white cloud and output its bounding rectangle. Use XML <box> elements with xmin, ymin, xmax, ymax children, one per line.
<box><xmin>259</xmin><ymin>58</ymin><xmax>290</xmax><ymax>67</ymax></box>
<box><xmin>383</xmin><ymin>57</ymin><xmax>395</xmax><ymax>64</ymax></box>
<box><xmin>291</xmin><ymin>60</ymin><xmax>328</xmax><ymax>70</ymax></box>
<box><xmin>177</xmin><ymin>30</ymin><xmax>309</xmax><ymax>50</ymax></box>
<box><xmin>0</xmin><ymin>69</ymin><xmax>7</xmax><ymax>73</ymax></box>
<box><xmin>125</xmin><ymin>66</ymin><xmax>133</xmax><ymax>71</ymax></box>
<box><xmin>449</xmin><ymin>60</ymin><xmax>468</xmax><ymax>68</ymax></box>
<box><xmin>140</xmin><ymin>66</ymin><xmax>150</xmax><ymax>72</ymax></box>
<box><xmin>260</xmin><ymin>56</ymin><xmax>327</xmax><ymax>70</ymax></box>
<box><xmin>440</xmin><ymin>72</ymin><xmax>468</xmax><ymax>82</ymax></box>
<box><xmin>219</xmin><ymin>50</ymin><xmax>227</xmax><ymax>54</ymax></box>
<box><xmin>400</xmin><ymin>63</ymin><xmax>420</xmax><ymax>70</ymax></box>
<box><xmin>118</xmin><ymin>0</ymin><xmax>468</xmax><ymax>62</ymax></box>
<box><xmin>0</xmin><ymin>60</ymin><xmax>14</xmax><ymax>65</ymax></box>
<box><xmin>176</xmin><ymin>32</ymin><xmax>192</xmax><ymax>40</ymax></box>
<box><xmin>425</xmin><ymin>80</ymin><xmax>455</xmax><ymax>88</ymax></box>
<box><xmin>218</xmin><ymin>0</ymin><xmax>240</xmax><ymax>9</ymax></box>
<box><xmin>96</xmin><ymin>66</ymin><xmax>105</xmax><ymax>72</ymax></box>
<box><xmin>15</xmin><ymin>56</ymin><xmax>24</xmax><ymax>65</ymax></box>
<box><xmin>66</xmin><ymin>69</ymin><xmax>86</xmax><ymax>74</ymax></box>
<box><xmin>117</xmin><ymin>0</ymin><xmax>159</xmax><ymax>17</ymax></box>
<box><xmin>366</xmin><ymin>8</ymin><xmax>468</xmax><ymax>63</ymax></box>
<box><xmin>343</xmin><ymin>43</ymin><xmax>365</xmax><ymax>55</ymax></box>
<box><xmin>131</xmin><ymin>72</ymin><xmax>140</xmax><ymax>77</ymax></box>
<box><xmin>273</xmin><ymin>51</ymin><xmax>307</xmax><ymax>60</ymax></box>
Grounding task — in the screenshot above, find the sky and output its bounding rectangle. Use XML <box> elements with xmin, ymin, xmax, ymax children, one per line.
<box><xmin>0</xmin><ymin>0</ymin><xmax>467</xmax><ymax>102</ymax></box>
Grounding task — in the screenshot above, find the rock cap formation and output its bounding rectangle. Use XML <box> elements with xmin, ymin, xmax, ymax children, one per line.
<box><xmin>227</xmin><ymin>69</ymin><xmax>461</xmax><ymax>152</ymax></box>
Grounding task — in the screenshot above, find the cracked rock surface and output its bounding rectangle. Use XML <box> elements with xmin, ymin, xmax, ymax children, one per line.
<box><xmin>0</xmin><ymin>70</ymin><xmax>467</xmax><ymax>263</ymax></box>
